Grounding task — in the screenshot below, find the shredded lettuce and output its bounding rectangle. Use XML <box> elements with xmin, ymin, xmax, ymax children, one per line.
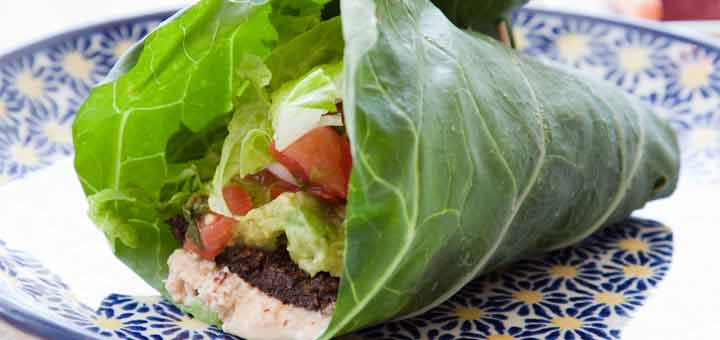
<box><xmin>270</xmin><ymin>0</ymin><xmax>327</xmax><ymax>44</ymax></box>
<box><xmin>270</xmin><ymin>62</ymin><xmax>343</xmax><ymax>150</ymax></box>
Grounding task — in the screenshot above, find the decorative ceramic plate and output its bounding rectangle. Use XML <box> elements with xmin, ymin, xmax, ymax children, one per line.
<box><xmin>0</xmin><ymin>7</ymin><xmax>717</xmax><ymax>340</ymax></box>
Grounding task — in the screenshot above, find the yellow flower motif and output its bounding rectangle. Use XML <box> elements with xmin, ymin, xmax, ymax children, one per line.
<box><xmin>513</xmin><ymin>290</ymin><xmax>543</xmax><ymax>304</ymax></box>
<box><xmin>485</xmin><ymin>335</ymin><xmax>518</xmax><ymax>340</ymax></box>
<box><xmin>10</xmin><ymin>144</ymin><xmax>38</xmax><ymax>166</ymax></box>
<box><xmin>623</xmin><ymin>264</ymin><xmax>653</xmax><ymax>278</ymax></box>
<box><xmin>594</xmin><ymin>292</ymin><xmax>625</xmax><ymax>306</ymax></box>
<box><xmin>680</xmin><ymin>59</ymin><xmax>713</xmax><ymax>90</ymax></box>
<box><xmin>94</xmin><ymin>316</ymin><xmax>123</xmax><ymax>331</ymax></box>
<box><xmin>549</xmin><ymin>265</ymin><xmax>577</xmax><ymax>278</ymax></box>
<box><xmin>618</xmin><ymin>47</ymin><xmax>650</xmax><ymax>73</ymax></box>
<box><xmin>555</xmin><ymin>34</ymin><xmax>589</xmax><ymax>62</ymax></box>
<box><xmin>62</xmin><ymin>52</ymin><xmax>93</xmax><ymax>80</ymax></box>
<box><xmin>113</xmin><ymin>40</ymin><xmax>136</xmax><ymax>58</ymax></box>
<box><xmin>455</xmin><ymin>307</ymin><xmax>483</xmax><ymax>321</ymax></box>
<box><xmin>618</xmin><ymin>238</ymin><xmax>649</xmax><ymax>252</ymax></box>
<box><xmin>15</xmin><ymin>72</ymin><xmax>44</xmax><ymax>99</ymax></box>
<box><xmin>176</xmin><ymin>316</ymin><xmax>207</xmax><ymax>331</ymax></box>
<box><xmin>551</xmin><ymin>316</ymin><xmax>583</xmax><ymax>330</ymax></box>
<box><xmin>43</xmin><ymin>122</ymin><xmax>72</xmax><ymax>144</ymax></box>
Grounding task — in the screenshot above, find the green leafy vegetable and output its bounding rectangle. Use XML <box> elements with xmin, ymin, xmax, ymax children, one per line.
<box><xmin>73</xmin><ymin>0</ymin><xmax>679</xmax><ymax>338</ymax></box>
<box><xmin>270</xmin><ymin>61</ymin><xmax>343</xmax><ymax>150</ymax></box>
<box><xmin>270</xmin><ymin>0</ymin><xmax>327</xmax><ymax>44</ymax></box>
<box><xmin>87</xmin><ymin>190</ymin><xmax>140</xmax><ymax>248</ymax></box>
<box><xmin>265</xmin><ymin>16</ymin><xmax>344</xmax><ymax>89</ymax></box>
<box><xmin>323</xmin><ymin>0</ymin><xmax>678</xmax><ymax>336</ymax></box>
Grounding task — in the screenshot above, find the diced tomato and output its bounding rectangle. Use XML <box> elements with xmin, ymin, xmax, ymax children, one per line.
<box><xmin>222</xmin><ymin>184</ymin><xmax>254</xmax><ymax>216</ymax></box>
<box><xmin>271</xmin><ymin>126</ymin><xmax>352</xmax><ymax>200</ymax></box>
<box><xmin>184</xmin><ymin>213</ymin><xmax>235</xmax><ymax>260</ymax></box>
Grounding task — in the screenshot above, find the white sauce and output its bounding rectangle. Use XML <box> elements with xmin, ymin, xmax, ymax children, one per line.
<box><xmin>166</xmin><ymin>249</ymin><xmax>332</xmax><ymax>340</ymax></box>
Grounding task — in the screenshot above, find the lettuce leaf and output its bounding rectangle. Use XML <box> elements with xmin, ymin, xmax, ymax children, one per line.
<box><xmin>270</xmin><ymin>62</ymin><xmax>343</xmax><ymax>150</ymax></box>
<box><xmin>270</xmin><ymin>0</ymin><xmax>328</xmax><ymax>44</ymax></box>
<box><xmin>265</xmin><ymin>16</ymin><xmax>344</xmax><ymax>89</ymax></box>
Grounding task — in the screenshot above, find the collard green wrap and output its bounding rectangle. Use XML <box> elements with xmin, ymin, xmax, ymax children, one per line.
<box><xmin>72</xmin><ymin>0</ymin><xmax>679</xmax><ymax>338</ymax></box>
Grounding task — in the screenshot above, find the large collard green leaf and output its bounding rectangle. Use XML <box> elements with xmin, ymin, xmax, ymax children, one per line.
<box><xmin>324</xmin><ymin>0</ymin><xmax>678</xmax><ymax>337</ymax></box>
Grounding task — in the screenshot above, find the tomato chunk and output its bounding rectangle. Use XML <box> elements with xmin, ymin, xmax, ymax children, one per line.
<box><xmin>271</xmin><ymin>126</ymin><xmax>351</xmax><ymax>200</ymax></box>
<box><xmin>184</xmin><ymin>213</ymin><xmax>235</xmax><ymax>260</ymax></box>
<box><xmin>222</xmin><ymin>184</ymin><xmax>254</xmax><ymax>216</ymax></box>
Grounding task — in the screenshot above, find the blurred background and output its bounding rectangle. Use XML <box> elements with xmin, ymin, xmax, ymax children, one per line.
<box><xmin>1</xmin><ymin>0</ymin><xmax>719</xmax><ymax>54</ymax></box>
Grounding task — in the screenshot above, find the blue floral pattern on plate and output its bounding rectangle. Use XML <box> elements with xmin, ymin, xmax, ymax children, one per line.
<box><xmin>0</xmin><ymin>7</ymin><xmax>715</xmax><ymax>339</ymax></box>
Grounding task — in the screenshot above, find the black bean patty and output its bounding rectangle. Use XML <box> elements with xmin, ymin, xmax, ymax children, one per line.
<box><xmin>215</xmin><ymin>238</ymin><xmax>338</xmax><ymax>312</ymax></box>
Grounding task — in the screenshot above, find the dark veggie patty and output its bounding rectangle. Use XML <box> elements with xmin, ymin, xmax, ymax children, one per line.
<box><xmin>216</xmin><ymin>237</ymin><xmax>338</xmax><ymax>312</ymax></box>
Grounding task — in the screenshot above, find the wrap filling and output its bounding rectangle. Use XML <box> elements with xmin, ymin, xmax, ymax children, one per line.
<box><xmin>164</xmin><ymin>62</ymin><xmax>348</xmax><ymax>328</ymax></box>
